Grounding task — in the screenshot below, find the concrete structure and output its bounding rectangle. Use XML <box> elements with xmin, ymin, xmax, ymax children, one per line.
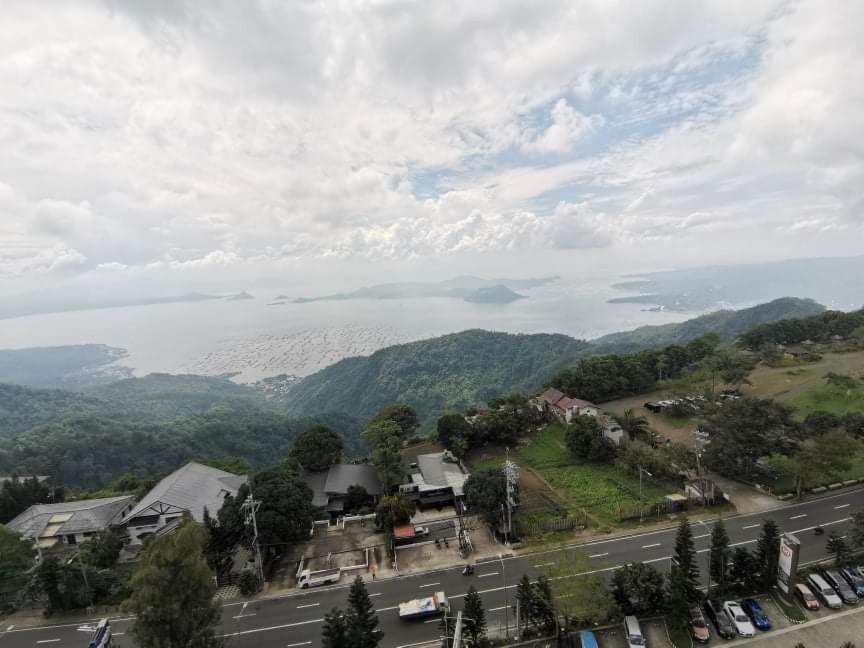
<box><xmin>400</xmin><ymin>451</ymin><xmax>470</xmax><ymax>508</ymax></box>
<box><xmin>121</xmin><ymin>462</ymin><xmax>246</xmax><ymax>545</ymax></box>
<box><xmin>600</xmin><ymin>415</ymin><xmax>626</xmax><ymax>445</ymax></box>
<box><xmin>7</xmin><ymin>496</ymin><xmax>135</xmax><ymax>550</ymax></box>
<box><xmin>303</xmin><ymin>463</ymin><xmax>383</xmax><ymax>515</ymax></box>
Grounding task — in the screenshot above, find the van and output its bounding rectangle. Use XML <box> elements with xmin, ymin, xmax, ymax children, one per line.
<box><xmin>808</xmin><ymin>573</ymin><xmax>843</xmax><ymax>609</ymax></box>
<box><xmin>624</xmin><ymin>615</ymin><xmax>646</xmax><ymax>647</ymax></box>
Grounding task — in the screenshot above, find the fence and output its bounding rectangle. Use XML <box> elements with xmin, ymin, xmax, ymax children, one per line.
<box><xmin>516</xmin><ymin>513</ymin><xmax>586</xmax><ymax>537</ymax></box>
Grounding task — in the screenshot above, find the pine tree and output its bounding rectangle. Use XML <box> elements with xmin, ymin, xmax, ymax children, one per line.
<box><xmin>672</xmin><ymin>520</ymin><xmax>699</xmax><ymax>600</ymax></box>
<box><xmin>534</xmin><ymin>575</ymin><xmax>557</xmax><ymax>633</ymax></box>
<box><xmin>126</xmin><ymin>521</ymin><xmax>221</xmax><ymax>648</ymax></box>
<box><xmin>346</xmin><ymin>575</ymin><xmax>381</xmax><ymax>648</ymax></box>
<box><xmin>462</xmin><ymin>586</ymin><xmax>487</xmax><ymax>647</ymax></box>
<box><xmin>827</xmin><ymin>531</ymin><xmax>851</xmax><ymax>567</ymax></box>
<box><xmin>709</xmin><ymin>518</ymin><xmax>730</xmax><ymax>595</ymax></box>
<box><xmin>516</xmin><ymin>575</ymin><xmax>537</xmax><ymax>631</ymax></box>
<box><xmin>322</xmin><ymin>608</ymin><xmax>348</xmax><ymax>648</ymax></box>
<box><xmin>755</xmin><ymin>519</ymin><xmax>781</xmax><ymax>590</ymax></box>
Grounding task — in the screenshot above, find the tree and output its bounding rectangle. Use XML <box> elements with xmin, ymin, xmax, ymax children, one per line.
<box><xmin>0</xmin><ymin>475</ymin><xmax>61</xmax><ymax>524</ymax></box>
<box><xmin>0</xmin><ymin>524</ymin><xmax>34</xmax><ymax>580</ymax></box>
<box><xmin>81</xmin><ymin>530</ymin><xmax>123</xmax><ymax>569</ymax></box>
<box><xmin>463</xmin><ymin>468</ymin><xmax>511</xmax><ymax>526</ymax></box>
<box><xmin>616</xmin><ymin>409</ymin><xmax>651</xmax><ymax>442</ymax></box>
<box><xmin>709</xmin><ymin>519</ymin><xmax>730</xmax><ymax>595</ymax></box>
<box><xmin>755</xmin><ymin>519</ymin><xmax>781</xmax><ymax>590</ymax></box>
<box><xmin>730</xmin><ymin>547</ymin><xmax>759</xmax><ymax>593</ymax></box>
<box><xmin>462</xmin><ymin>585</ymin><xmax>487</xmax><ymax>647</ymax></box>
<box><xmin>375</xmin><ymin>494</ymin><xmax>416</xmax><ymax>531</ymax></box>
<box><xmin>363</xmin><ymin>420</ymin><xmax>405</xmax><ymax>492</ymax></box>
<box><xmin>516</xmin><ymin>575</ymin><xmax>539</xmax><ymax>633</ymax></box>
<box><xmin>344</xmin><ymin>485</ymin><xmax>373</xmax><ymax>514</ymax></box>
<box><xmin>672</xmin><ymin>520</ymin><xmax>699</xmax><ymax>600</ymax></box>
<box><xmin>437</xmin><ymin>414</ymin><xmax>472</xmax><ymax>458</ymax></box>
<box><xmin>565</xmin><ymin>416</ymin><xmax>616</xmax><ymax>463</ymax></box>
<box><xmin>768</xmin><ymin>429</ymin><xmax>860</xmax><ymax>498</ymax></box>
<box><xmin>369</xmin><ymin>405</ymin><xmax>419</xmax><ymax>439</ymax></box>
<box><xmin>540</xmin><ymin>550</ymin><xmax>617</xmax><ymax>629</ymax></box>
<box><xmin>196</xmin><ymin>457</ymin><xmax>253</xmax><ymax>476</ymax></box>
<box><xmin>126</xmin><ymin>521</ymin><xmax>221</xmax><ymax>648</ymax></box>
<box><xmin>610</xmin><ymin>562</ymin><xmax>667</xmax><ymax>615</ymax></box>
<box><xmin>322</xmin><ymin>608</ymin><xmax>348</xmax><ymax>648</ymax></box>
<box><xmin>827</xmin><ymin>531</ymin><xmax>851</xmax><ymax>567</ymax></box>
<box><xmin>804</xmin><ymin>411</ymin><xmax>842</xmax><ymax>434</ymax></box>
<box><xmin>248</xmin><ymin>470</ymin><xmax>315</xmax><ymax>556</ymax></box>
<box><xmin>346</xmin><ymin>575</ymin><xmax>381</xmax><ymax>648</ymax></box>
<box><xmin>290</xmin><ymin>425</ymin><xmax>344</xmax><ymax>472</ymax></box>
<box><xmin>533</xmin><ymin>575</ymin><xmax>557</xmax><ymax>633</ymax></box>
<box><xmin>852</xmin><ymin>509</ymin><xmax>864</xmax><ymax>549</ymax></box>
<box><xmin>824</xmin><ymin>372</ymin><xmax>858</xmax><ymax>390</ymax></box>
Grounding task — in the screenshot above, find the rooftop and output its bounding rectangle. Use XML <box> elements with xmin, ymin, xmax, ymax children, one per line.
<box><xmin>410</xmin><ymin>451</ymin><xmax>470</xmax><ymax>497</ymax></box>
<box><xmin>304</xmin><ymin>463</ymin><xmax>383</xmax><ymax>510</ymax></box>
<box><xmin>8</xmin><ymin>495</ymin><xmax>135</xmax><ymax>544</ymax></box>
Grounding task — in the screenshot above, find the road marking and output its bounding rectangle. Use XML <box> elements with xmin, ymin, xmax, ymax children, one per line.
<box><xmin>296</xmin><ymin>603</ymin><xmax>319</xmax><ymax>609</ymax></box>
<box><xmin>113</xmin><ymin>633</ymin><xmax>125</xmax><ymax>637</ymax></box>
<box><xmin>836</xmin><ymin>504</ymin><xmax>851</xmax><ymax>509</ymax></box>
<box><xmin>423</xmin><ymin>619</ymin><xmax>439</xmax><ymax>624</ymax></box>
<box><xmin>395</xmin><ymin>641</ymin><xmax>441</xmax><ymax>648</ymax></box>
<box><xmin>36</xmin><ymin>641</ymin><xmax>60</xmax><ymax>644</ymax></box>
<box><xmin>693</xmin><ymin>534</ymin><xmax>710</xmax><ymax>539</ymax></box>
<box><xmin>219</xmin><ymin>618</ymin><xmax>324</xmax><ymax>638</ymax></box>
<box><xmin>419</xmin><ymin>582</ymin><xmax>441</xmax><ymax>588</ymax></box>
<box><xmin>742</xmin><ymin>524</ymin><xmax>760</xmax><ymax>529</ymax></box>
<box><xmin>378</xmin><ymin>606</ymin><xmax>398</xmax><ymax>612</ymax></box>
<box><xmin>534</xmin><ymin>562</ymin><xmax>554</xmax><ymax>568</ymax></box>
<box><xmin>589</xmin><ymin>552</ymin><xmax>608</xmax><ymax>558</ymax></box>
<box><xmin>232</xmin><ymin>613</ymin><xmax>257</xmax><ymax>619</ymax></box>
<box><xmin>368</xmin><ymin>593</ymin><xmax>382</xmax><ymax>597</ymax></box>
<box><xmin>286</xmin><ymin>643</ymin><xmax>312</xmax><ymax>647</ymax></box>
<box><xmin>489</xmin><ymin>606</ymin><xmax>508</xmax><ymax>612</ymax></box>
<box><xmin>6</xmin><ymin>626</ymin><xmax>14</xmax><ymax>631</ymax></box>
<box><xmin>642</xmin><ymin>543</ymin><xmax>661</xmax><ymax>549</ymax></box>
<box><xmin>478</xmin><ymin>572</ymin><xmax>499</xmax><ymax>578</ymax></box>
<box><xmin>790</xmin><ymin>514</ymin><xmax>807</xmax><ymax>520</ymax></box>
<box><xmin>730</xmin><ymin>539</ymin><xmax>758</xmax><ymax>547</ymax></box>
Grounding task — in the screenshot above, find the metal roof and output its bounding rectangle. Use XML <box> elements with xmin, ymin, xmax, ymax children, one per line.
<box><xmin>121</xmin><ymin>462</ymin><xmax>247</xmax><ymax>525</ymax></box>
<box><xmin>7</xmin><ymin>495</ymin><xmax>135</xmax><ymax>541</ymax></box>
<box><xmin>323</xmin><ymin>464</ymin><xmax>383</xmax><ymax>496</ymax></box>
<box><xmin>411</xmin><ymin>452</ymin><xmax>469</xmax><ymax>497</ymax></box>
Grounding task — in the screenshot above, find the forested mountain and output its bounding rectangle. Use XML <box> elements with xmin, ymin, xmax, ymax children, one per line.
<box><xmin>283</xmin><ymin>297</ymin><xmax>823</xmax><ymax>429</ymax></box>
<box><xmin>591</xmin><ymin>297</ymin><xmax>825</xmax><ymax>353</ymax></box>
<box><xmin>283</xmin><ymin>330</ymin><xmax>592</xmax><ymax>430</ymax></box>
<box><xmin>0</xmin><ymin>383</ymin><xmax>104</xmax><ymax>437</ymax></box>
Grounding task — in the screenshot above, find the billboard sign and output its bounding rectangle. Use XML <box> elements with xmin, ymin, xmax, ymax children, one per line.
<box><xmin>777</xmin><ymin>533</ymin><xmax>801</xmax><ymax>594</ymax></box>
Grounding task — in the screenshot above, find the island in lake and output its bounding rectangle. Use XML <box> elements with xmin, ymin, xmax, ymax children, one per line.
<box><xmin>293</xmin><ymin>275</ymin><xmax>556</xmax><ymax>304</ymax></box>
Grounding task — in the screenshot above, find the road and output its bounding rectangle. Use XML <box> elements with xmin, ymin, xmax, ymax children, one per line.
<box><xmin>2</xmin><ymin>488</ymin><xmax>862</xmax><ymax>648</ymax></box>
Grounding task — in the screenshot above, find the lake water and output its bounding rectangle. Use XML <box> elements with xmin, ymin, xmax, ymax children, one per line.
<box><xmin>0</xmin><ymin>278</ymin><xmax>691</xmax><ymax>382</ymax></box>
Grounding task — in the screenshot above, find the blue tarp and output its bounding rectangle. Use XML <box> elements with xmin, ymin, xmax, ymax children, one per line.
<box><xmin>579</xmin><ymin>630</ymin><xmax>599</xmax><ymax>648</ymax></box>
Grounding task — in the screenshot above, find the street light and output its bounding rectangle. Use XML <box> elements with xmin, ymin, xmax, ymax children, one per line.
<box><xmin>498</xmin><ymin>553</ymin><xmax>509</xmax><ymax>639</ymax></box>
<box><xmin>638</xmin><ymin>465</ymin><xmax>653</xmax><ymax>522</ymax></box>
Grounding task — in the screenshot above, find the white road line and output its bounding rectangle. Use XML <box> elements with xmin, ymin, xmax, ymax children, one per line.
<box><xmin>219</xmin><ymin>618</ymin><xmax>324</xmax><ymax>638</ymax></box>
<box><xmin>395</xmin><ymin>641</ymin><xmax>441</xmax><ymax>648</ymax></box>
<box><xmin>836</xmin><ymin>504</ymin><xmax>851</xmax><ymax>509</ymax></box>
<box><xmin>534</xmin><ymin>562</ymin><xmax>554</xmax><ymax>568</ymax></box>
<box><xmin>232</xmin><ymin>613</ymin><xmax>257</xmax><ymax>619</ymax></box>
<box><xmin>36</xmin><ymin>641</ymin><xmax>60</xmax><ymax>644</ymax></box>
<box><xmin>790</xmin><ymin>514</ymin><xmax>807</xmax><ymax>520</ymax></box>
<box><xmin>589</xmin><ymin>553</ymin><xmax>609</xmax><ymax>558</ymax></box>
<box><xmin>693</xmin><ymin>534</ymin><xmax>710</xmax><ymax>539</ymax></box>
<box><xmin>296</xmin><ymin>603</ymin><xmax>319</xmax><ymax>609</ymax></box>
<box><xmin>419</xmin><ymin>582</ymin><xmax>441</xmax><ymax>588</ymax></box>
<box><xmin>6</xmin><ymin>626</ymin><xmax>14</xmax><ymax>631</ymax></box>
<box><xmin>478</xmin><ymin>572</ymin><xmax>499</xmax><ymax>578</ymax></box>
<box><xmin>286</xmin><ymin>643</ymin><xmax>313</xmax><ymax>647</ymax></box>
<box><xmin>423</xmin><ymin>619</ymin><xmax>439</xmax><ymax>624</ymax></box>
<box><xmin>368</xmin><ymin>593</ymin><xmax>382</xmax><ymax>597</ymax></box>
<box><xmin>113</xmin><ymin>633</ymin><xmax>125</xmax><ymax>637</ymax></box>
<box><xmin>742</xmin><ymin>524</ymin><xmax>760</xmax><ymax>529</ymax></box>
<box><xmin>489</xmin><ymin>606</ymin><xmax>508</xmax><ymax>612</ymax></box>
<box><xmin>378</xmin><ymin>606</ymin><xmax>398</xmax><ymax>612</ymax></box>
<box><xmin>730</xmin><ymin>539</ymin><xmax>758</xmax><ymax>547</ymax></box>
<box><xmin>642</xmin><ymin>543</ymin><xmax>661</xmax><ymax>549</ymax></box>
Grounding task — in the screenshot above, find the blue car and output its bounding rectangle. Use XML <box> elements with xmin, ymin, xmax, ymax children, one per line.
<box><xmin>841</xmin><ymin>567</ymin><xmax>864</xmax><ymax>597</ymax></box>
<box><xmin>741</xmin><ymin>598</ymin><xmax>771</xmax><ymax>631</ymax></box>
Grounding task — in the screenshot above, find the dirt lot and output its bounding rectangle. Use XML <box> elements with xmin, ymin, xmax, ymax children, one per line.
<box><xmin>601</xmin><ymin>392</ymin><xmax>699</xmax><ymax>446</ymax></box>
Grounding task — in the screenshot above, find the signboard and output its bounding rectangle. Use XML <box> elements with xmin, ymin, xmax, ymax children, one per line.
<box><xmin>777</xmin><ymin>533</ymin><xmax>801</xmax><ymax>594</ymax></box>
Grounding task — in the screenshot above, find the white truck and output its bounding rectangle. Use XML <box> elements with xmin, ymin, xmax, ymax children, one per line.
<box><xmin>398</xmin><ymin>591</ymin><xmax>449</xmax><ymax>620</ymax></box>
<box><xmin>298</xmin><ymin>567</ymin><xmax>342</xmax><ymax>589</ymax></box>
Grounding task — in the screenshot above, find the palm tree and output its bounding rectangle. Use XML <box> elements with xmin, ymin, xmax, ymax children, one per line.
<box><xmin>616</xmin><ymin>409</ymin><xmax>651</xmax><ymax>442</ymax></box>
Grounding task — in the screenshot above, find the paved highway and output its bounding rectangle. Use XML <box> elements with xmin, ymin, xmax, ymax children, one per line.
<box><xmin>3</xmin><ymin>488</ymin><xmax>863</xmax><ymax>648</ymax></box>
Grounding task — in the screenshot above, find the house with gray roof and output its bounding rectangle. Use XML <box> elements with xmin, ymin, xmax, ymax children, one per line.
<box><xmin>120</xmin><ymin>462</ymin><xmax>247</xmax><ymax>545</ymax></box>
<box><xmin>303</xmin><ymin>463</ymin><xmax>383</xmax><ymax>515</ymax></box>
<box><xmin>7</xmin><ymin>496</ymin><xmax>135</xmax><ymax>551</ymax></box>
<box><xmin>400</xmin><ymin>451</ymin><xmax>470</xmax><ymax>508</ymax></box>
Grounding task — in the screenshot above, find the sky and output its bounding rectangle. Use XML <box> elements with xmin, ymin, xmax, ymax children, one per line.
<box><xmin>0</xmin><ymin>0</ymin><xmax>862</xmax><ymax>297</ymax></box>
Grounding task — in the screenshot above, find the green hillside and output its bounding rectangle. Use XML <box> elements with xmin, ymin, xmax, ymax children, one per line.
<box><xmin>283</xmin><ymin>330</ymin><xmax>592</xmax><ymax>429</ymax></box>
<box><xmin>283</xmin><ymin>298</ymin><xmax>823</xmax><ymax>429</ymax></box>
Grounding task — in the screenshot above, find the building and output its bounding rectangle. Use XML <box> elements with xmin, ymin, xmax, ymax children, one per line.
<box><xmin>120</xmin><ymin>462</ymin><xmax>247</xmax><ymax>545</ymax></box>
<box><xmin>600</xmin><ymin>415</ymin><xmax>626</xmax><ymax>446</ymax></box>
<box><xmin>400</xmin><ymin>451</ymin><xmax>470</xmax><ymax>509</ymax></box>
<box><xmin>303</xmin><ymin>463</ymin><xmax>384</xmax><ymax>516</ymax></box>
<box><xmin>536</xmin><ymin>388</ymin><xmax>599</xmax><ymax>422</ymax></box>
<box><xmin>7</xmin><ymin>496</ymin><xmax>135</xmax><ymax>551</ymax></box>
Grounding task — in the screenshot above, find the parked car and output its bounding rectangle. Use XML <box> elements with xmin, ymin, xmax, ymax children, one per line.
<box><xmin>741</xmin><ymin>598</ymin><xmax>771</xmax><ymax>630</ymax></box>
<box><xmin>689</xmin><ymin>606</ymin><xmax>710</xmax><ymax>643</ymax></box>
<box><xmin>795</xmin><ymin>583</ymin><xmax>821</xmax><ymax>611</ymax></box>
<box><xmin>624</xmin><ymin>615</ymin><xmax>645</xmax><ymax>648</ymax></box>
<box><xmin>841</xmin><ymin>567</ymin><xmax>864</xmax><ymax>597</ymax></box>
<box><xmin>724</xmin><ymin>601</ymin><xmax>756</xmax><ymax>638</ymax></box>
<box><xmin>824</xmin><ymin>570</ymin><xmax>859</xmax><ymax>605</ymax></box>
<box><xmin>808</xmin><ymin>573</ymin><xmax>844</xmax><ymax>609</ymax></box>
<box><xmin>414</xmin><ymin>526</ymin><xmax>430</xmax><ymax>536</ymax></box>
<box><xmin>704</xmin><ymin>599</ymin><xmax>736</xmax><ymax>639</ymax></box>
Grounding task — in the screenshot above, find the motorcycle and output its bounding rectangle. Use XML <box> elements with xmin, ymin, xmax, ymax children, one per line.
<box><xmin>462</xmin><ymin>564</ymin><xmax>474</xmax><ymax>576</ymax></box>
<box><xmin>814</xmin><ymin>525</ymin><xmax>824</xmax><ymax>536</ymax></box>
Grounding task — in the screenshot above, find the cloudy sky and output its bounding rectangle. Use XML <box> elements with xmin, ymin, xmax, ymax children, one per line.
<box><xmin>1</xmin><ymin>0</ymin><xmax>862</xmax><ymax>296</ymax></box>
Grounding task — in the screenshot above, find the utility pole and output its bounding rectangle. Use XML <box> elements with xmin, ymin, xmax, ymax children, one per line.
<box><xmin>638</xmin><ymin>465</ymin><xmax>653</xmax><ymax>522</ymax></box>
<box><xmin>241</xmin><ymin>487</ymin><xmax>264</xmax><ymax>584</ymax></box>
<box><xmin>503</xmin><ymin>448</ymin><xmax>518</xmax><ymax>544</ymax></box>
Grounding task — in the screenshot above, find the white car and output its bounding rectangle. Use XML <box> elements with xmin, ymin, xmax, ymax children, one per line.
<box><xmin>723</xmin><ymin>601</ymin><xmax>755</xmax><ymax>638</ymax></box>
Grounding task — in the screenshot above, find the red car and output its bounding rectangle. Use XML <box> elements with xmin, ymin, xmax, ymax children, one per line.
<box><xmin>795</xmin><ymin>583</ymin><xmax>821</xmax><ymax>611</ymax></box>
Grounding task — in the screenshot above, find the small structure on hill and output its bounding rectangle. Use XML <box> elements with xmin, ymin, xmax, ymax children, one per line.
<box><xmin>535</xmin><ymin>388</ymin><xmax>599</xmax><ymax>422</ymax></box>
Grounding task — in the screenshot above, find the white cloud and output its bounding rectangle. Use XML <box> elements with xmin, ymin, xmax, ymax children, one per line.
<box><xmin>522</xmin><ymin>99</ymin><xmax>604</xmax><ymax>154</ymax></box>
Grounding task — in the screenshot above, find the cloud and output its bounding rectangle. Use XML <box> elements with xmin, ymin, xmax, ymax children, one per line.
<box><xmin>521</xmin><ymin>99</ymin><xmax>604</xmax><ymax>154</ymax></box>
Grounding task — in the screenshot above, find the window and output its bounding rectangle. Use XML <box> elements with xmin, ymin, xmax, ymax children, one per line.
<box><xmin>66</xmin><ymin>534</ymin><xmax>77</xmax><ymax>545</ymax></box>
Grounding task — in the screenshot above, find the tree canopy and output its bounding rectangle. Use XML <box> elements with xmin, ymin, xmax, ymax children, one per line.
<box><xmin>289</xmin><ymin>425</ymin><xmax>344</xmax><ymax>472</ymax></box>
